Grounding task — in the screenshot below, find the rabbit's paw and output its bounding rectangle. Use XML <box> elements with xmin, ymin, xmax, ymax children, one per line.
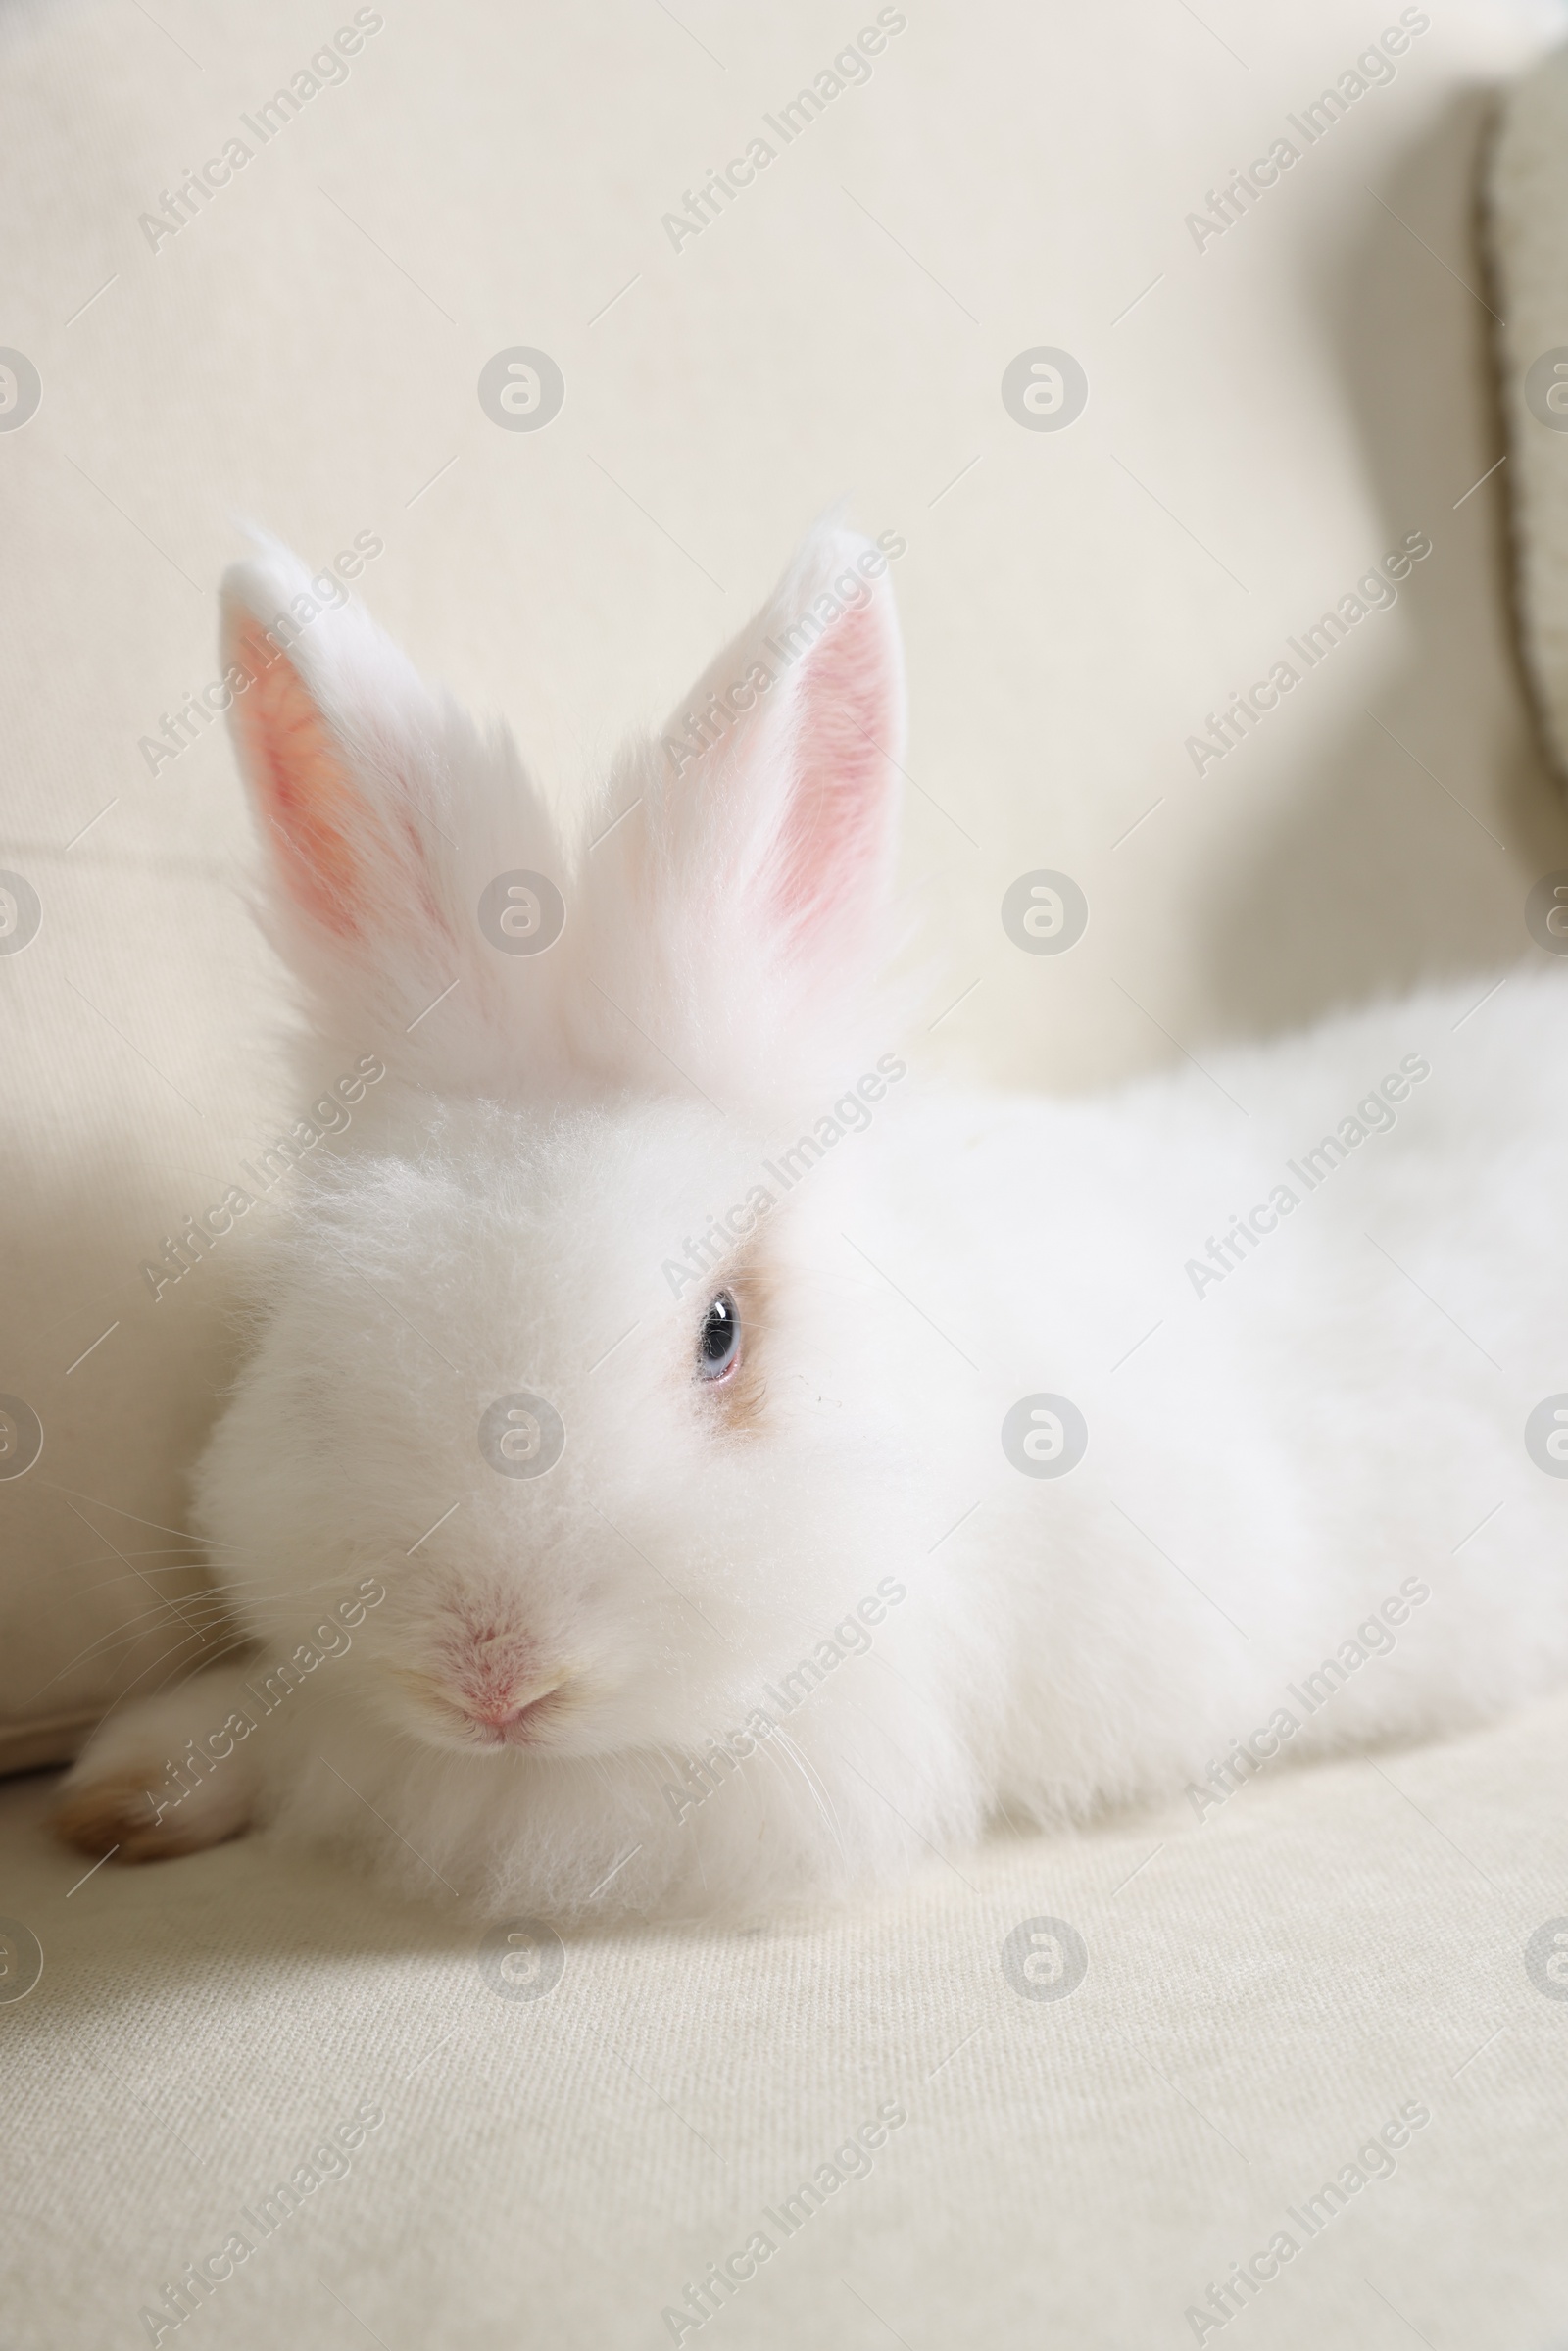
<box><xmin>52</xmin><ymin>1771</ymin><xmax>216</xmax><ymax>1862</ymax></box>
<box><xmin>51</xmin><ymin>1670</ymin><xmax>261</xmax><ymax>1864</ymax></box>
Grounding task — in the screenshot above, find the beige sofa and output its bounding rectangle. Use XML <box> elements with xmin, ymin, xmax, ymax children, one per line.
<box><xmin>6</xmin><ymin>2</ymin><xmax>1568</xmax><ymax>2342</ymax></box>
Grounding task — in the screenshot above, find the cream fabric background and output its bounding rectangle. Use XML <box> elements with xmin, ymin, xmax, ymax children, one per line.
<box><xmin>7</xmin><ymin>1693</ymin><xmax>1568</xmax><ymax>2349</ymax></box>
<box><xmin>8</xmin><ymin>3</ymin><xmax>1568</xmax><ymax>2343</ymax></box>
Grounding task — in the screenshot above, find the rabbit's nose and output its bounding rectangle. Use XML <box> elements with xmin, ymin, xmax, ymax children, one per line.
<box><xmin>462</xmin><ymin>1668</ymin><xmax>568</xmax><ymax>1728</ymax></box>
<box><xmin>427</xmin><ymin>1605</ymin><xmax>579</xmax><ymax>1743</ymax></box>
<box><xmin>467</xmin><ymin>1676</ymin><xmax>574</xmax><ymax>1745</ymax></box>
<box><xmin>440</xmin><ymin>1618</ymin><xmax>545</xmax><ymax>1713</ymax></box>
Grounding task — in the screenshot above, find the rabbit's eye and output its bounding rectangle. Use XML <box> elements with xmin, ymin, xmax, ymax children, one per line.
<box><xmin>697</xmin><ymin>1291</ymin><xmax>741</xmax><ymax>1381</ymax></box>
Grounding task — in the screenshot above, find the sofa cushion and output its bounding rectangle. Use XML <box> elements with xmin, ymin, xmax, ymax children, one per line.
<box><xmin>4</xmin><ymin>1688</ymin><xmax>1566</xmax><ymax>2345</ymax></box>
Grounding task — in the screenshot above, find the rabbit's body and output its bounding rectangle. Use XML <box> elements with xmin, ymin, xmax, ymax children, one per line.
<box><xmin>55</xmin><ymin>525</ymin><xmax>1568</xmax><ymax>1921</ymax></box>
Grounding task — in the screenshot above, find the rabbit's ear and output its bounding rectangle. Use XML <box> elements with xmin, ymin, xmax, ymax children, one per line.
<box><xmin>576</xmin><ymin>519</ymin><xmax>907</xmax><ymax>1102</ymax></box>
<box><xmin>220</xmin><ymin>540</ymin><xmax>451</xmax><ymax>952</ymax></box>
<box><xmin>219</xmin><ymin>538</ymin><xmax>563</xmax><ymax>1087</ymax></box>
<box><xmin>660</xmin><ymin>519</ymin><xmax>906</xmax><ymax>976</ymax></box>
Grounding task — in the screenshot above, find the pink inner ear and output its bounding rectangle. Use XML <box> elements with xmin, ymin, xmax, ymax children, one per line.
<box><xmin>773</xmin><ymin>593</ymin><xmax>898</xmax><ymax>939</ymax></box>
<box><xmin>228</xmin><ymin>612</ymin><xmax>368</xmax><ymax>940</ymax></box>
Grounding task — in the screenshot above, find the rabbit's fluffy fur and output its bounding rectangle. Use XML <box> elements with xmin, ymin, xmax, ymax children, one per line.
<box><xmin>55</xmin><ymin>522</ymin><xmax>1568</xmax><ymax>1923</ymax></box>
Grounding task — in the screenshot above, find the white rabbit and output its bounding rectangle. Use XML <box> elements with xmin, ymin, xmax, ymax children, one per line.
<box><xmin>54</xmin><ymin>519</ymin><xmax>1568</xmax><ymax>1924</ymax></box>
